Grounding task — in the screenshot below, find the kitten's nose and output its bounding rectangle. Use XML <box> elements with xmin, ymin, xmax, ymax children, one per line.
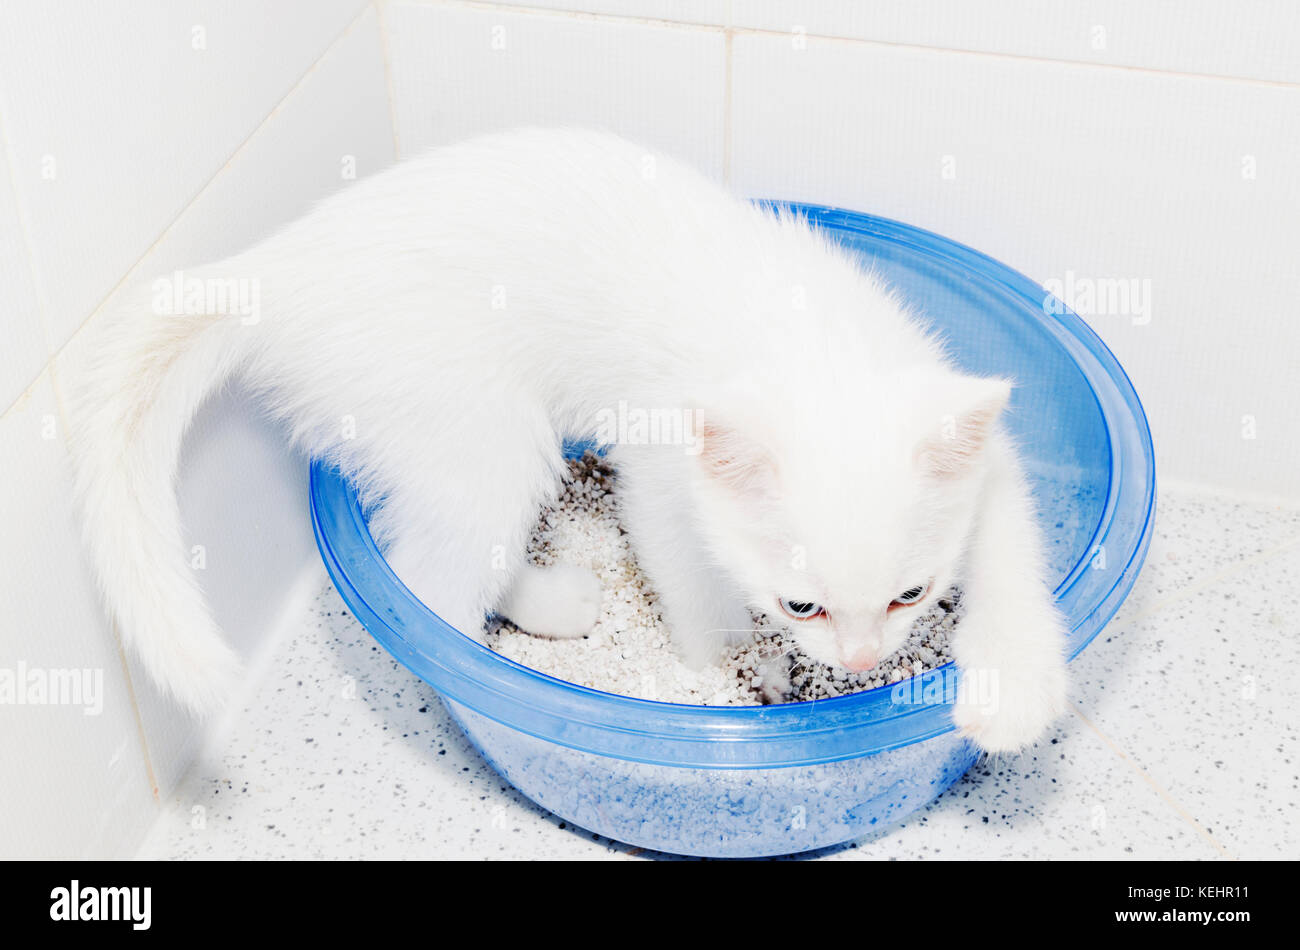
<box><xmin>842</xmin><ymin>648</ymin><xmax>878</xmax><ymax>672</ymax></box>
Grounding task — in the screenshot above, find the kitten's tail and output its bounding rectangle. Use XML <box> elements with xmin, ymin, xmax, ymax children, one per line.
<box><xmin>67</xmin><ymin>278</ymin><xmax>252</xmax><ymax>717</ymax></box>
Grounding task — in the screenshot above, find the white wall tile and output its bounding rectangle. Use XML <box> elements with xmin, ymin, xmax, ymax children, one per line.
<box><xmin>55</xmin><ymin>6</ymin><xmax>398</xmax><ymax>798</ymax></box>
<box><xmin>0</xmin><ymin>0</ymin><xmax>369</xmax><ymax>353</ymax></box>
<box><xmin>385</xmin><ymin>1</ymin><xmax>726</xmax><ymax>174</ymax></box>
<box><xmin>0</xmin><ymin>140</ymin><xmax>47</xmax><ymax>409</ymax></box>
<box><xmin>0</xmin><ymin>373</ymin><xmax>157</xmax><ymax>858</ymax></box>
<box><xmin>733</xmin><ymin>1</ymin><xmax>1300</xmax><ymax>84</ymax></box>
<box><xmin>479</xmin><ymin>0</ymin><xmax>728</xmax><ymax>26</ymax></box>
<box><xmin>730</xmin><ymin>34</ymin><xmax>1300</xmax><ymax>499</ymax></box>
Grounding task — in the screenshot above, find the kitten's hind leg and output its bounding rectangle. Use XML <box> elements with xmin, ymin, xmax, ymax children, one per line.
<box><xmin>498</xmin><ymin>562</ymin><xmax>603</xmax><ymax>638</ymax></box>
<box><xmin>369</xmin><ymin>417</ymin><xmax>568</xmax><ymax>645</ymax></box>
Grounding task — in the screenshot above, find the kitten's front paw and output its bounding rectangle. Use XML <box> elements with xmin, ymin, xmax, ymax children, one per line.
<box><xmin>754</xmin><ymin>657</ymin><xmax>793</xmax><ymax>704</ymax></box>
<box><xmin>952</xmin><ymin>654</ymin><xmax>1067</xmax><ymax>754</ymax></box>
<box><xmin>667</xmin><ymin>601</ymin><xmax>754</xmax><ymax>671</ymax></box>
<box><xmin>499</xmin><ymin>563</ymin><xmax>603</xmax><ymax>639</ymax></box>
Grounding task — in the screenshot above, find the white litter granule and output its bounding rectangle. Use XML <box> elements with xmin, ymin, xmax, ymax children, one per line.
<box><xmin>484</xmin><ymin>454</ymin><xmax>961</xmax><ymax>705</ymax></box>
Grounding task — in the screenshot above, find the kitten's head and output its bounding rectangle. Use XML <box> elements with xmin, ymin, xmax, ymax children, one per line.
<box><xmin>690</xmin><ymin>367</ymin><xmax>1011</xmax><ymax>672</ymax></box>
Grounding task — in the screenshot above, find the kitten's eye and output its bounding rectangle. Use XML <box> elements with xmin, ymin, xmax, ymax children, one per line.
<box><xmin>890</xmin><ymin>583</ymin><xmax>929</xmax><ymax>608</ymax></box>
<box><xmin>778</xmin><ymin>598</ymin><xmax>825</xmax><ymax>620</ymax></box>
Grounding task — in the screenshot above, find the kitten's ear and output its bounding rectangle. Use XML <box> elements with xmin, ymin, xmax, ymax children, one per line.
<box><xmin>696</xmin><ymin>420</ymin><xmax>777</xmax><ymax>498</ymax></box>
<box><xmin>914</xmin><ymin>375</ymin><xmax>1012</xmax><ymax>478</ymax></box>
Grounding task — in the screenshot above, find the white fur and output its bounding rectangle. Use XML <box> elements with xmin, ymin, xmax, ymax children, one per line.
<box><xmin>498</xmin><ymin>564</ymin><xmax>603</xmax><ymax>639</ymax></box>
<box><xmin>66</xmin><ymin>128</ymin><xmax>1067</xmax><ymax>751</ymax></box>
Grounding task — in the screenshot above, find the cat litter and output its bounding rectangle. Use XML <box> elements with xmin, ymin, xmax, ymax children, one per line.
<box><xmin>484</xmin><ymin>453</ymin><xmax>961</xmax><ymax>705</ymax></box>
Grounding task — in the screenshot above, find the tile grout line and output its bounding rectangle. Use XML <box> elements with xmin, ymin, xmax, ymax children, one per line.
<box><xmin>109</xmin><ymin>615</ymin><xmax>163</xmax><ymax>805</ymax></box>
<box><xmin>17</xmin><ymin>2</ymin><xmax>376</xmax><ymax>815</ymax></box>
<box><xmin>373</xmin><ymin>0</ymin><xmax>405</xmax><ymax>160</ymax></box>
<box><xmin>105</xmin><ymin>0</ymin><xmax>375</xmax><ymax>809</ymax></box>
<box><xmin>728</xmin><ymin>25</ymin><xmax>1300</xmax><ymax>90</ymax></box>
<box><xmin>722</xmin><ymin>14</ymin><xmax>733</xmax><ymax>185</ymax></box>
<box><xmin>438</xmin><ymin>0</ymin><xmax>726</xmax><ymax>33</ymax></box>
<box><xmin>17</xmin><ymin>361</ymin><xmax>166</xmax><ymax>813</ymax></box>
<box><xmin>0</xmin><ymin>3</ymin><xmax>376</xmax><ymax>425</ymax></box>
<box><xmin>1069</xmin><ymin>701</ymin><xmax>1235</xmax><ymax>859</ymax></box>
<box><xmin>423</xmin><ymin>0</ymin><xmax>1300</xmax><ymax>90</ymax></box>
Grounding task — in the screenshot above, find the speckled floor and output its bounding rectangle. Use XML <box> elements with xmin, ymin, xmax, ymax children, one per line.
<box><xmin>139</xmin><ymin>484</ymin><xmax>1300</xmax><ymax>859</ymax></box>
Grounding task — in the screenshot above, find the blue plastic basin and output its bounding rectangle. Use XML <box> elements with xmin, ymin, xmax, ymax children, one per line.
<box><xmin>309</xmin><ymin>204</ymin><xmax>1156</xmax><ymax>858</ymax></box>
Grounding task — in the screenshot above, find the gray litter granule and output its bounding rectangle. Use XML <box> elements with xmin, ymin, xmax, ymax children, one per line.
<box><xmin>484</xmin><ymin>454</ymin><xmax>960</xmax><ymax>705</ymax></box>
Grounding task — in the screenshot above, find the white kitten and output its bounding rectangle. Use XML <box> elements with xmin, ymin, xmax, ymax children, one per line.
<box><xmin>67</xmin><ymin>128</ymin><xmax>1066</xmax><ymax>752</ymax></box>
